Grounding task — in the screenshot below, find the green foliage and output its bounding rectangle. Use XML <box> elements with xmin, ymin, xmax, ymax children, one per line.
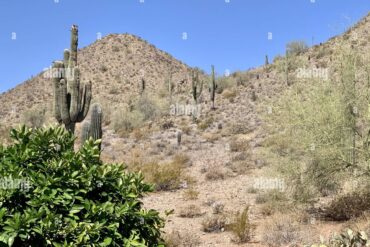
<box><xmin>263</xmin><ymin>49</ymin><xmax>370</xmax><ymax>202</ymax></box>
<box><xmin>0</xmin><ymin>126</ymin><xmax>164</xmax><ymax>246</ymax></box>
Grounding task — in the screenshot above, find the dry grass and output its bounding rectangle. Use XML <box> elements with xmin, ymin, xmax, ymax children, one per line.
<box><xmin>183</xmin><ymin>188</ymin><xmax>199</xmax><ymax>200</ymax></box>
<box><xmin>165</xmin><ymin>230</ymin><xmax>201</xmax><ymax>247</ymax></box>
<box><xmin>261</xmin><ymin>213</ymin><xmax>304</xmax><ymax>247</ymax></box>
<box><xmin>205</xmin><ymin>168</ymin><xmax>226</xmax><ymax>181</ymax></box>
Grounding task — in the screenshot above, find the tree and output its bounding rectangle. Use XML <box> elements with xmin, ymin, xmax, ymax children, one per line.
<box><xmin>0</xmin><ymin>126</ymin><xmax>164</xmax><ymax>246</ymax></box>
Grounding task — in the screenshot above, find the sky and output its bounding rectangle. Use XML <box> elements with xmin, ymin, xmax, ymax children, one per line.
<box><xmin>0</xmin><ymin>0</ymin><xmax>369</xmax><ymax>93</ymax></box>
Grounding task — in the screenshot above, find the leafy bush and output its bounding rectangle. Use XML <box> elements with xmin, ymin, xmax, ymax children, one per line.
<box><xmin>0</xmin><ymin>126</ymin><xmax>164</xmax><ymax>246</ymax></box>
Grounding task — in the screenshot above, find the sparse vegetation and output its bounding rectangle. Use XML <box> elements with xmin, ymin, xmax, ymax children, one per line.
<box><xmin>228</xmin><ymin>206</ymin><xmax>253</xmax><ymax>243</ymax></box>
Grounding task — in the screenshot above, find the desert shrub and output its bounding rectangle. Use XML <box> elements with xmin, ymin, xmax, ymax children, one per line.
<box><xmin>256</xmin><ymin>190</ymin><xmax>290</xmax><ymax>216</ymax></box>
<box><xmin>136</xmin><ymin>94</ymin><xmax>168</xmax><ymax>121</ymax></box>
<box><xmin>286</xmin><ymin>40</ymin><xmax>309</xmax><ymax>56</ymax></box>
<box><xmin>178</xmin><ymin>205</ymin><xmax>203</xmax><ymax>218</ymax></box>
<box><xmin>222</xmin><ymin>89</ymin><xmax>237</xmax><ymax>100</ymax></box>
<box><xmin>205</xmin><ymin>169</ymin><xmax>225</xmax><ymax>181</ymax></box>
<box><xmin>0</xmin><ymin>126</ymin><xmax>164</xmax><ymax>246</ymax></box>
<box><xmin>262</xmin><ymin>213</ymin><xmax>303</xmax><ymax>246</ymax></box>
<box><xmin>172</xmin><ymin>153</ymin><xmax>190</xmax><ymax>167</ymax></box>
<box><xmin>21</xmin><ymin>106</ymin><xmax>46</xmax><ymax>128</ymax></box>
<box><xmin>228</xmin><ymin>206</ymin><xmax>253</xmax><ymax>243</ymax></box>
<box><xmin>111</xmin><ymin>109</ymin><xmax>145</xmax><ymax>135</ymax></box>
<box><xmin>228</xmin><ymin>123</ymin><xmax>252</xmax><ymax>135</ymax></box>
<box><xmin>183</xmin><ymin>188</ymin><xmax>199</xmax><ymax>200</ymax></box>
<box><xmin>263</xmin><ymin>49</ymin><xmax>370</xmax><ymax>201</ymax></box>
<box><xmin>165</xmin><ymin>230</ymin><xmax>201</xmax><ymax>247</ymax></box>
<box><xmin>216</xmin><ymin>76</ymin><xmax>236</xmax><ymax>94</ymax></box>
<box><xmin>201</xmin><ymin>214</ymin><xmax>227</xmax><ymax>233</ymax></box>
<box><xmin>229</xmin><ymin>138</ymin><xmax>249</xmax><ymax>152</ymax></box>
<box><xmin>136</xmin><ymin>161</ymin><xmax>186</xmax><ymax>191</ymax></box>
<box><xmin>325</xmin><ymin>189</ymin><xmax>370</xmax><ymax>221</ymax></box>
<box><xmin>197</xmin><ymin>117</ymin><xmax>214</xmax><ymax>130</ymax></box>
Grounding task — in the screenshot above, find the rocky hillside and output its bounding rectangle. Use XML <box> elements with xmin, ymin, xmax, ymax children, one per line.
<box><xmin>0</xmin><ymin>11</ymin><xmax>369</xmax><ymax>247</ymax></box>
<box><xmin>0</xmin><ymin>33</ymin><xmax>193</xmax><ymax>126</ymax></box>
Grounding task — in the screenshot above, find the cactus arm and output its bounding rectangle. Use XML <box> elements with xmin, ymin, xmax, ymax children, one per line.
<box><xmin>69</xmin><ymin>25</ymin><xmax>78</xmax><ymax>68</ymax></box>
<box><xmin>59</xmin><ymin>79</ymin><xmax>71</xmax><ymax>125</ymax></box>
<box><xmin>52</xmin><ymin>61</ymin><xmax>64</xmax><ymax>123</ymax></box>
<box><xmin>77</xmin><ymin>81</ymin><xmax>92</xmax><ymax>122</ymax></box>
<box><xmin>90</xmin><ymin>103</ymin><xmax>103</xmax><ymax>141</ymax></box>
<box><xmin>63</xmin><ymin>49</ymin><xmax>70</xmax><ymax>70</ymax></box>
<box><xmin>69</xmin><ymin>68</ymin><xmax>81</xmax><ymax>122</ymax></box>
<box><xmin>81</xmin><ymin>121</ymin><xmax>91</xmax><ymax>145</ymax></box>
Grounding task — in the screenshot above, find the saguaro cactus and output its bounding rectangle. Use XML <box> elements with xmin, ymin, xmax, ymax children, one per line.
<box><xmin>52</xmin><ymin>25</ymin><xmax>92</xmax><ymax>133</ymax></box>
<box><xmin>177</xmin><ymin>131</ymin><xmax>182</xmax><ymax>146</ymax></box>
<box><xmin>191</xmin><ymin>69</ymin><xmax>203</xmax><ymax>104</ymax></box>
<box><xmin>209</xmin><ymin>65</ymin><xmax>218</xmax><ymax>110</ymax></box>
<box><xmin>140</xmin><ymin>78</ymin><xmax>146</xmax><ymax>95</ymax></box>
<box><xmin>81</xmin><ymin>103</ymin><xmax>103</xmax><ymax>149</ymax></box>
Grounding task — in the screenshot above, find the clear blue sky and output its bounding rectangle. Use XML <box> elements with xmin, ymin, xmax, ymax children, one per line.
<box><xmin>0</xmin><ymin>0</ymin><xmax>369</xmax><ymax>93</ymax></box>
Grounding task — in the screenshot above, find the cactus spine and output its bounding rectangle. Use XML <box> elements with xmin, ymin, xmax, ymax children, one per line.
<box><xmin>52</xmin><ymin>25</ymin><xmax>92</xmax><ymax>133</ymax></box>
<box><xmin>209</xmin><ymin>65</ymin><xmax>217</xmax><ymax>110</ymax></box>
<box><xmin>81</xmin><ymin>103</ymin><xmax>103</xmax><ymax>149</ymax></box>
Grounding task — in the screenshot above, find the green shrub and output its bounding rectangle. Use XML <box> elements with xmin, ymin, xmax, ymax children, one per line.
<box><xmin>0</xmin><ymin>126</ymin><xmax>164</xmax><ymax>246</ymax></box>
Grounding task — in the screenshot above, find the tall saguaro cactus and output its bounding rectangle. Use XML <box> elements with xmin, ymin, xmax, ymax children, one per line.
<box><xmin>81</xmin><ymin>103</ymin><xmax>103</xmax><ymax>149</ymax></box>
<box><xmin>209</xmin><ymin>65</ymin><xmax>218</xmax><ymax>110</ymax></box>
<box><xmin>191</xmin><ymin>69</ymin><xmax>203</xmax><ymax>104</ymax></box>
<box><xmin>52</xmin><ymin>25</ymin><xmax>92</xmax><ymax>133</ymax></box>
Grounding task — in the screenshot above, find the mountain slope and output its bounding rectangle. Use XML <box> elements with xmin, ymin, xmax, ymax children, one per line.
<box><xmin>0</xmin><ymin>33</ymin><xmax>193</xmax><ymax>126</ymax></box>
